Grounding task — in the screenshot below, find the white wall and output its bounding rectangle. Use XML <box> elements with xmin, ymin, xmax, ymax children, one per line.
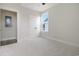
<box><xmin>0</xmin><ymin>3</ymin><xmax>40</xmax><ymax>42</ymax></box>
<box><xmin>40</xmin><ymin>3</ymin><xmax>79</xmax><ymax>47</ymax></box>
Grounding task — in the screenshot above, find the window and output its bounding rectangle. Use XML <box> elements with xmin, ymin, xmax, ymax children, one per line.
<box><xmin>41</xmin><ymin>12</ymin><xmax>48</xmax><ymax>32</ymax></box>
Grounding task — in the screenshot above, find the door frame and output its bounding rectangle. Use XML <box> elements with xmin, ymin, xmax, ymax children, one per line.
<box><xmin>0</xmin><ymin>9</ymin><xmax>18</xmax><ymax>46</ymax></box>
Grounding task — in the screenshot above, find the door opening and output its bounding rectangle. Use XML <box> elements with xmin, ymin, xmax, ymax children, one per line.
<box><xmin>0</xmin><ymin>9</ymin><xmax>17</xmax><ymax>46</ymax></box>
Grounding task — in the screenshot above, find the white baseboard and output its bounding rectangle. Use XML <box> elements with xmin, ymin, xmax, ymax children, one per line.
<box><xmin>41</xmin><ymin>35</ymin><xmax>79</xmax><ymax>47</ymax></box>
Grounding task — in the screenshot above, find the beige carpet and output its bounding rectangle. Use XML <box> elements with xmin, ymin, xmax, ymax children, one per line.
<box><xmin>0</xmin><ymin>36</ymin><xmax>79</xmax><ymax>56</ymax></box>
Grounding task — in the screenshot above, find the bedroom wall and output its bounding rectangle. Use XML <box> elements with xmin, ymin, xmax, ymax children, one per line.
<box><xmin>40</xmin><ymin>3</ymin><xmax>79</xmax><ymax>47</ymax></box>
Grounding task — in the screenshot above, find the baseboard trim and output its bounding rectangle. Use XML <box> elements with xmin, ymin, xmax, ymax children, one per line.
<box><xmin>0</xmin><ymin>39</ymin><xmax>17</xmax><ymax>46</ymax></box>
<box><xmin>41</xmin><ymin>35</ymin><xmax>79</xmax><ymax>47</ymax></box>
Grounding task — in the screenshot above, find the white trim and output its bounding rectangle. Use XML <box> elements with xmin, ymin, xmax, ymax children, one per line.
<box><xmin>41</xmin><ymin>34</ymin><xmax>79</xmax><ymax>47</ymax></box>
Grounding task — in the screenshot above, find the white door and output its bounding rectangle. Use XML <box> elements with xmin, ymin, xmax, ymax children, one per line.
<box><xmin>29</xmin><ymin>16</ymin><xmax>40</xmax><ymax>37</ymax></box>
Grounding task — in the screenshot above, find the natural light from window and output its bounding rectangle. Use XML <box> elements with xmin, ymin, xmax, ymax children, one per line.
<box><xmin>41</xmin><ymin>11</ymin><xmax>48</xmax><ymax>32</ymax></box>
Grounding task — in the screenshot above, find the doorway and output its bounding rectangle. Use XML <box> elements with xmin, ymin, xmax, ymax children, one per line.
<box><xmin>0</xmin><ymin>9</ymin><xmax>17</xmax><ymax>46</ymax></box>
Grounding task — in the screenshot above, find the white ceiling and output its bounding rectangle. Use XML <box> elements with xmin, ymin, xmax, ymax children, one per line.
<box><xmin>21</xmin><ymin>3</ymin><xmax>56</xmax><ymax>12</ymax></box>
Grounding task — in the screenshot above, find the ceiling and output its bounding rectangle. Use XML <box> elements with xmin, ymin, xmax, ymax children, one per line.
<box><xmin>21</xmin><ymin>3</ymin><xmax>56</xmax><ymax>12</ymax></box>
<box><xmin>0</xmin><ymin>3</ymin><xmax>56</xmax><ymax>12</ymax></box>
